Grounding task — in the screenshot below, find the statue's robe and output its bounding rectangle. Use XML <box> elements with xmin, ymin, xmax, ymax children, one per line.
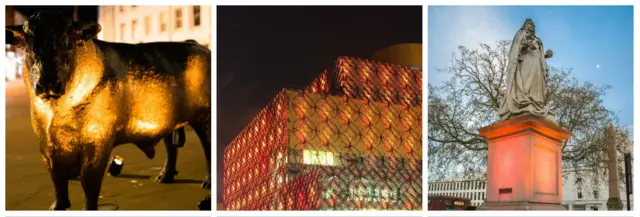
<box><xmin>499</xmin><ymin>28</ymin><xmax>555</xmax><ymax>123</ymax></box>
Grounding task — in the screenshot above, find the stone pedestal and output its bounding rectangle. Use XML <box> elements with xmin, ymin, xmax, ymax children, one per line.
<box><xmin>476</xmin><ymin>115</ymin><xmax>571</xmax><ymax>210</ymax></box>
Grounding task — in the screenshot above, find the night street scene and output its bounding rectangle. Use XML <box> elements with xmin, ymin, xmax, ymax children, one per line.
<box><xmin>218</xmin><ymin>6</ymin><xmax>422</xmax><ymax>210</ymax></box>
<box><xmin>5</xmin><ymin>6</ymin><xmax>212</xmax><ymax>210</ymax></box>
<box><xmin>427</xmin><ymin>6</ymin><xmax>633</xmax><ymax>210</ymax></box>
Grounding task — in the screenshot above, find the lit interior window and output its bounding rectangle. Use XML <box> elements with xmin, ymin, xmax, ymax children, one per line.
<box><xmin>303</xmin><ymin>150</ymin><xmax>336</xmax><ymax>166</ymax></box>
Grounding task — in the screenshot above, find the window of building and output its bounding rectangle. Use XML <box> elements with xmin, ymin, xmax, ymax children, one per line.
<box><xmin>144</xmin><ymin>16</ymin><xmax>151</xmax><ymax>36</ymax></box>
<box><xmin>119</xmin><ymin>6</ymin><xmax>124</xmax><ymax>12</ymax></box>
<box><xmin>175</xmin><ymin>8</ymin><xmax>183</xmax><ymax>29</ymax></box>
<box><xmin>120</xmin><ymin>23</ymin><xmax>126</xmax><ymax>41</ymax></box>
<box><xmin>160</xmin><ymin>12</ymin><xmax>167</xmax><ymax>32</ymax></box>
<box><xmin>303</xmin><ymin>150</ymin><xmax>336</xmax><ymax>166</ymax></box>
<box><xmin>131</xmin><ymin>20</ymin><xmax>137</xmax><ymax>40</ymax></box>
<box><xmin>577</xmin><ymin>187</ymin><xmax>583</xmax><ymax>199</ymax></box>
<box><xmin>131</xmin><ymin>5</ymin><xmax>137</xmax><ymax>9</ymax></box>
<box><xmin>593</xmin><ymin>190</ymin><xmax>599</xmax><ymax>199</ymax></box>
<box><xmin>193</xmin><ymin>6</ymin><xmax>201</xmax><ymax>27</ymax></box>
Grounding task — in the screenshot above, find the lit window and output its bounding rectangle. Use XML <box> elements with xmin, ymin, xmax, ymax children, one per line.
<box><xmin>303</xmin><ymin>150</ymin><xmax>336</xmax><ymax>166</ymax></box>
<box><xmin>175</xmin><ymin>8</ymin><xmax>183</xmax><ymax>29</ymax></box>
<box><xmin>193</xmin><ymin>6</ymin><xmax>201</xmax><ymax>27</ymax></box>
<box><xmin>119</xmin><ymin>23</ymin><xmax>126</xmax><ymax>41</ymax></box>
<box><xmin>131</xmin><ymin>20</ymin><xmax>137</xmax><ymax>40</ymax></box>
<box><xmin>159</xmin><ymin>12</ymin><xmax>167</xmax><ymax>32</ymax></box>
<box><xmin>144</xmin><ymin>16</ymin><xmax>151</xmax><ymax>36</ymax></box>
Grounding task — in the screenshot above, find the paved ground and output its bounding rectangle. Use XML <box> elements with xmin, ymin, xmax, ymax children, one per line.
<box><xmin>5</xmin><ymin>79</ymin><xmax>211</xmax><ymax>210</ymax></box>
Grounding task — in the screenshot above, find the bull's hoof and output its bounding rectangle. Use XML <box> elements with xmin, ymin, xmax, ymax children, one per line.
<box><xmin>156</xmin><ymin>170</ymin><xmax>178</xmax><ymax>183</ymax></box>
<box><xmin>49</xmin><ymin>200</ymin><xmax>71</xmax><ymax>210</ymax></box>
<box><xmin>201</xmin><ymin>177</ymin><xmax>211</xmax><ymax>189</ymax></box>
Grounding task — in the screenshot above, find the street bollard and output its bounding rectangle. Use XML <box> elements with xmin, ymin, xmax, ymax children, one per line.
<box><xmin>107</xmin><ymin>156</ymin><xmax>124</xmax><ymax>177</ymax></box>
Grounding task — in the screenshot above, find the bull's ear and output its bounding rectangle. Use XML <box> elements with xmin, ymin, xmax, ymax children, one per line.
<box><xmin>74</xmin><ymin>22</ymin><xmax>102</xmax><ymax>41</ymax></box>
<box><xmin>6</xmin><ymin>25</ymin><xmax>26</xmax><ymax>47</ymax></box>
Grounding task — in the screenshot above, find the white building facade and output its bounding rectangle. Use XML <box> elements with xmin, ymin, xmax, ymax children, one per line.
<box><xmin>562</xmin><ymin>168</ymin><xmax>633</xmax><ymax>211</ymax></box>
<box><xmin>428</xmin><ymin>169</ymin><xmax>633</xmax><ymax>210</ymax></box>
<box><xmin>97</xmin><ymin>5</ymin><xmax>211</xmax><ymax>49</ymax></box>
<box><xmin>428</xmin><ymin>180</ymin><xmax>487</xmax><ymax>207</ymax></box>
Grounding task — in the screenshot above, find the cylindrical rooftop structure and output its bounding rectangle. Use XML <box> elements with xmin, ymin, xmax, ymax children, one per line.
<box><xmin>372</xmin><ymin>43</ymin><xmax>422</xmax><ymax>69</ymax></box>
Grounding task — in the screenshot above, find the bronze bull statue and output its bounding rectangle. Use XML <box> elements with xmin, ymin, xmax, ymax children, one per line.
<box><xmin>6</xmin><ymin>10</ymin><xmax>211</xmax><ymax>210</ymax></box>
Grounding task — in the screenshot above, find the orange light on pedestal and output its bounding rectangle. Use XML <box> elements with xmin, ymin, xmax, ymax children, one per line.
<box><xmin>477</xmin><ymin>115</ymin><xmax>571</xmax><ymax>210</ymax></box>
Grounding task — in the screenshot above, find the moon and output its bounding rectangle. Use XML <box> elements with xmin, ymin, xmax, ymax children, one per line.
<box><xmin>596</xmin><ymin>64</ymin><xmax>600</xmax><ymax>69</ymax></box>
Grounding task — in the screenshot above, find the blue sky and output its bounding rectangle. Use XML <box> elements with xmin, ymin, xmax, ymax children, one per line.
<box><xmin>428</xmin><ymin>6</ymin><xmax>634</xmax><ymax>131</ymax></box>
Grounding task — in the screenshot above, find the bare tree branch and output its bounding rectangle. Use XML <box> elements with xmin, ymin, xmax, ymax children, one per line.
<box><xmin>428</xmin><ymin>40</ymin><xmax>632</xmax><ymax>186</ymax></box>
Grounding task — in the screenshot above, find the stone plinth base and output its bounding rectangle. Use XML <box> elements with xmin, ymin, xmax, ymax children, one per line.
<box><xmin>477</xmin><ymin>201</ymin><xmax>566</xmax><ymax>210</ymax></box>
<box><xmin>478</xmin><ymin>115</ymin><xmax>572</xmax><ymax>210</ymax></box>
<box><xmin>606</xmin><ymin>197</ymin><xmax>624</xmax><ymax>210</ymax></box>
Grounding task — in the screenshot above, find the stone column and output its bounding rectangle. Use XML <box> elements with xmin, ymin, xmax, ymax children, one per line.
<box><xmin>605</xmin><ymin>122</ymin><xmax>623</xmax><ymax>210</ymax></box>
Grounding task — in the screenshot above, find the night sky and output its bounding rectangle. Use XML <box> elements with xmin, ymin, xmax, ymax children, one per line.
<box><xmin>217</xmin><ymin>6</ymin><xmax>422</xmax><ymax>202</ymax></box>
<box><xmin>11</xmin><ymin>6</ymin><xmax>98</xmax><ymax>22</ymax></box>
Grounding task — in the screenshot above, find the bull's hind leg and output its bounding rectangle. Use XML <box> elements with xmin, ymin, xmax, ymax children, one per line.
<box><xmin>156</xmin><ymin>134</ymin><xmax>179</xmax><ymax>183</ymax></box>
<box><xmin>191</xmin><ymin>119</ymin><xmax>211</xmax><ymax>189</ymax></box>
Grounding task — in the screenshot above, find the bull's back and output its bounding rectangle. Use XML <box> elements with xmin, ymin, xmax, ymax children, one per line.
<box><xmin>99</xmin><ymin>41</ymin><xmax>211</xmax><ymax>142</ymax></box>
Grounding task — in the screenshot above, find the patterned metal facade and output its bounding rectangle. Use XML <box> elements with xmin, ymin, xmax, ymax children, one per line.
<box><xmin>223</xmin><ymin>56</ymin><xmax>422</xmax><ymax>210</ymax></box>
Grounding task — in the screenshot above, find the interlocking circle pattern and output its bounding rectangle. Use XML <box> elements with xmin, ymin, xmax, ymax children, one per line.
<box><xmin>224</xmin><ymin>56</ymin><xmax>422</xmax><ymax>210</ymax></box>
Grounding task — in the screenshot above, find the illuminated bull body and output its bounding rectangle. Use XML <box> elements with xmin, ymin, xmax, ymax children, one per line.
<box><xmin>6</xmin><ymin>11</ymin><xmax>211</xmax><ymax>210</ymax></box>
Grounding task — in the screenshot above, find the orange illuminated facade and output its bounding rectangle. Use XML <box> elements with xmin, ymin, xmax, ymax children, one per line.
<box><xmin>477</xmin><ymin>115</ymin><xmax>571</xmax><ymax>210</ymax></box>
<box><xmin>223</xmin><ymin>56</ymin><xmax>422</xmax><ymax>210</ymax></box>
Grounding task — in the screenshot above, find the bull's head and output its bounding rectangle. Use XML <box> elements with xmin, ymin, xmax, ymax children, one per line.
<box><xmin>6</xmin><ymin>10</ymin><xmax>102</xmax><ymax>99</ymax></box>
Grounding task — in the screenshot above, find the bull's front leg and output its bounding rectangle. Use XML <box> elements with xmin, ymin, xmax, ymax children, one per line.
<box><xmin>47</xmin><ymin>159</ymin><xmax>72</xmax><ymax>210</ymax></box>
<box><xmin>42</xmin><ymin>146</ymin><xmax>78</xmax><ymax>210</ymax></box>
<box><xmin>79</xmin><ymin>145</ymin><xmax>112</xmax><ymax>210</ymax></box>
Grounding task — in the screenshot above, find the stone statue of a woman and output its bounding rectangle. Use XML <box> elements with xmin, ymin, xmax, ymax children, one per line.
<box><xmin>499</xmin><ymin>19</ymin><xmax>556</xmax><ymax>123</ymax></box>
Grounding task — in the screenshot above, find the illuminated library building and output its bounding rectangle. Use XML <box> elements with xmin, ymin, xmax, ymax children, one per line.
<box><xmin>223</xmin><ymin>44</ymin><xmax>423</xmax><ymax>210</ymax></box>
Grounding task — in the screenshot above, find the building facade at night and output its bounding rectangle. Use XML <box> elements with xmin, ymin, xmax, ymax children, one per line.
<box><xmin>223</xmin><ymin>56</ymin><xmax>422</xmax><ymax>210</ymax></box>
<box><xmin>97</xmin><ymin>5</ymin><xmax>211</xmax><ymax>49</ymax></box>
<box><xmin>5</xmin><ymin>6</ymin><xmax>26</xmax><ymax>80</ymax></box>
